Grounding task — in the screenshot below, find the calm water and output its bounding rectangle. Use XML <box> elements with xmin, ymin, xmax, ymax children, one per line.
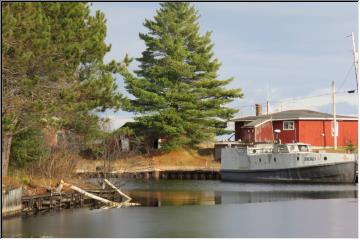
<box><xmin>2</xmin><ymin>180</ymin><xmax>358</xmax><ymax>237</ymax></box>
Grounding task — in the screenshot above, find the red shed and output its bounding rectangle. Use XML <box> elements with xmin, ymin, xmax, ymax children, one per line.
<box><xmin>232</xmin><ymin>109</ymin><xmax>358</xmax><ymax>148</ymax></box>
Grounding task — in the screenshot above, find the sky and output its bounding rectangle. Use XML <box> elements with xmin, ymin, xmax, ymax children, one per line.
<box><xmin>91</xmin><ymin>2</ymin><xmax>359</xmax><ymax>131</ymax></box>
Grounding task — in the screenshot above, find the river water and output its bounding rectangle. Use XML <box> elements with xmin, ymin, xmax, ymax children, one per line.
<box><xmin>2</xmin><ymin>180</ymin><xmax>358</xmax><ymax>237</ymax></box>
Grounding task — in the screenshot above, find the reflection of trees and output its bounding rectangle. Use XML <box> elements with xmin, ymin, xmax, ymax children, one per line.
<box><xmin>128</xmin><ymin>191</ymin><xmax>216</xmax><ymax>207</ymax></box>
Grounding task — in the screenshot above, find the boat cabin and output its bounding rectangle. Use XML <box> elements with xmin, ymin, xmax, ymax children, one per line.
<box><xmin>247</xmin><ymin>143</ymin><xmax>312</xmax><ymax>155</ymax></box>
<box><xmin>273</xmin><ymin>143</ymin><xmax>311</xmax><ymax>153</ymax></box>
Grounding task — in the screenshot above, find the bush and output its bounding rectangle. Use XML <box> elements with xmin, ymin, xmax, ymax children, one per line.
<box><xmin>10</xmin><ymin>129</ymin><xmax>48</xmax><ymax>168</ymax></box>
<box><xmin>346</xmin><ymin>140</ymin><xmax>355</xmax><ymax>153</ymax></box>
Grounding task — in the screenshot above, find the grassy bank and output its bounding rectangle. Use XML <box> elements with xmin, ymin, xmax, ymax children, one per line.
<box><xmin>75</xmin><ymin>148</ymin><xmax>219</xmax><ymax>173</ymax></box>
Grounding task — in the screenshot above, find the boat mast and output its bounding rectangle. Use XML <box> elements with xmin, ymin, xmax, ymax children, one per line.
<box><xmin>351</xmin><ymin>32</ymin><xmax>359</xmax><ymax>91</ymax></box>
<box><xmin>332</xmin><ymin>80</ymin><xmax>337</xmax><ymax>150</ymax></box>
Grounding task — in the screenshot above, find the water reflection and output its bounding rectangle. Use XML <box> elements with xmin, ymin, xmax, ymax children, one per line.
<box><xmin>216</xmin><ymin>190</ymin><xmax>357</xmax><ymax>205</ymax></box>
<box><xmin>2</xmin><ymin>180</ymin><xmax>358</xmax><ymax>238</ymax></box>
<box><xmin>127</xmin><ymin>189</ymin><xmax>357</xmax><ymax>207</ymax></box>
<box><xmin>119</xmin><ymin>179</ymin><xmax>357</xmax><ymax>207</ymax></box>
<box><xmin>128</xmin><ymin>191</ymin><xmax>216</xmax><ymax>206</ymax></box>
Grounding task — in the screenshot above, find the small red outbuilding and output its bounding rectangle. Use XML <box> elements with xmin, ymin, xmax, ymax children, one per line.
<box><xmin>233</xmin><ymin>109</ymin><xmax>358</xmax><ymax>147</ymax></box>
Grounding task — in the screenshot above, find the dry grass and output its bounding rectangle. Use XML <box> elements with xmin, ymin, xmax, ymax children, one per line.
<box><xmin>314</xmin><ymin>147</ymin><xmax>358</xmax><ymax>153</ymax></box>
<box><xmin>3</xmin><ymin>150</ymin><xmax>99</xmax><ymax>196</ymax></box>
<box><xmin>75</xmin><ymin>148</ymin><xmax>220</xmax><ymax>173</ymax></box>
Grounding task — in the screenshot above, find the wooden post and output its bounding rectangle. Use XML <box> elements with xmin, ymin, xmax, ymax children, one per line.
<box><xmin>80</xmin><ymin>194</ymin><xmax>84</xmax><ymax>207</ymax></box>
<box><xmin>50</xmin><ymin>194</ymin><xmax>53</xmax><ymax>209</ymax></box>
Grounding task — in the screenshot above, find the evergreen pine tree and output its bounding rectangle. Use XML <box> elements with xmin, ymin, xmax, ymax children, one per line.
<box><xmin>121</xmin><ymin>2</ymin><xmax>242</xmax><ymax>150</ymax></box>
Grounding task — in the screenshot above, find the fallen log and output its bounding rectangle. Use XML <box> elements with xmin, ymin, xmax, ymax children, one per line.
<box><xmin>104</xmin><ymin>179</ymin><xmax>132</xmax><ymax>201</ymax></box>
<box><xmin>62</xmin><ymin>181</ymin><xmax>121</xmax><ymax>207</ymax></box>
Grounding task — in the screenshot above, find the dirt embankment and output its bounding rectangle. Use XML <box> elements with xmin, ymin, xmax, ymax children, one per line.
<box><xmin>75</xmin><ymin>148</ymin><xmax>219</xmax><ymax>173</ymax></box>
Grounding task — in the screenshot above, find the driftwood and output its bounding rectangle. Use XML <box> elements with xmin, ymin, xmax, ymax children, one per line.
<box><xmin>55</xmin><ymin>181</ymin><xmax>64</xmax><ymax>193</ymax></box>
<box><xmin>104</xmin><ymin>179</ymin><xmax>132</xmax><ymax>202</ymax></box>
<box><xmin>62</xmin><ymin>181</ymin><xmax>121</xmax><ymax>207</ymax></box>
<box><xmin>62</xmin><ymin>180</ymin><xmax>139</xmax><ymax>208</ymax></box>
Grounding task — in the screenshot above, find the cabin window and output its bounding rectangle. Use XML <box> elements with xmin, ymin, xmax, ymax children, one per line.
<box><xmin>297</xmin><ymin>156</ymin><xmax>300</xmax><ymax>161</ymax></box>
<box><xmin>274</xmin><ymin>157</ymin><xmax>277</xmax><ymax>162</ymax></box>
<box><xmin>324</xmin><ymin>156</ymin><xmax>327</xmax><ymax>160</ymax></box>
<box><xmin>298</xmin><ymin>145</ymin><xmax>310</xmax><ymax>152</ymax></box>
<box><xmin>283</xmin><ymin>121</ymin><xmax>294</xmax><ymax>130</ymax></box>
<box><xmin>259</xmin><ymin>158</ymin><xmax>261</xmax><ymax>162</ymax></box>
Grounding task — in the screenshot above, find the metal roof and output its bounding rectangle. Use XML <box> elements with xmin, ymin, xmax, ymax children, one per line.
<box><xmin>243</xmin><ymin>117</ymin><xmax>271</xmax><ymax>127</ymax></box>
<box><xmin>232</xmin><ymin>109</ymin><xmax>358</xmax><ymax>122</ymax></box>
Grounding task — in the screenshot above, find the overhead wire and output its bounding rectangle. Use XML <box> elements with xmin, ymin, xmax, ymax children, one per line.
<box><xmin>338</xmin><ymin>63</ymin><xmax>355</xmax><ymax>91</ymax></box>
<box><xmin>237</xmin><ymin>90</ymin><xmax>357</xmax><ymax>112</ymax></box>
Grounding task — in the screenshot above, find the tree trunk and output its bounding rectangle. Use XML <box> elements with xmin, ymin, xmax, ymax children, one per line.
<box><xmin>2</xmin><ymin>134</ymin><xmax>12</xmax><ymax>177</ymax></box>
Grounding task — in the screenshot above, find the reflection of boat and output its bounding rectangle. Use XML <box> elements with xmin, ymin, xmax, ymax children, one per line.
<box><xmin>221</xmin><ymin>143</ymin><xmax>357</xmax><ymax>183</ymax></box>
<box><xmin>216</xmin><ymin>190</ymin><xmax>357</xmax><ymax>205</ymax></box>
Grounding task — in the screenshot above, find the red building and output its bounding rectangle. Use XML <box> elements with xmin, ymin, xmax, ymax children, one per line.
<box><xmin>233</xmin><ymin>109</ymin><xmax>358</xmax><ymax>147</ymax></box>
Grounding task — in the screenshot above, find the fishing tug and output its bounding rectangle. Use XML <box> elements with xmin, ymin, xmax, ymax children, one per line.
<box><xmin>220</xmin><ymin>142</ymin><xmax>357</xmax><ymax>183</ymax></box>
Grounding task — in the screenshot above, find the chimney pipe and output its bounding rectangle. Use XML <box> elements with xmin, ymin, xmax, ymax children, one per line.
<box><xmin>255</xmin><ymin>104</ymin><xmax>262</xmax><ymax>116</ymax></box>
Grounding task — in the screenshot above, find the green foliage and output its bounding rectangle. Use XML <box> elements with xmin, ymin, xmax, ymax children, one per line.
<box><xmin>2</xmin><ymin>2</ymin><xmax>124</xmax><ymax>135</ymax></box>
<box><xmin>2</xmin><ymin>2</ymin><xmax>126</xmax><ymax>173</ymax></box>
<box><xmin>346</xmin><ymin>140</ymin><xmax>355</xmax><ymax>153</ymax></box>
<box><xmin>120</xmin><ymin>2</ymin><xmax>243</xmax><ymax>150</ymax></box>
<box><xmin>10</xmin><ymin>129</ymin><xmax>48</xmax><ymax>168</ymax></box>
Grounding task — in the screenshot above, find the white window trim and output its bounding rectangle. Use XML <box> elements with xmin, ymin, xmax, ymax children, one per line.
<box><xmin>283</xmin><ymin>120</ymin><xmax>295</xmax><ymax>130</ymax></box>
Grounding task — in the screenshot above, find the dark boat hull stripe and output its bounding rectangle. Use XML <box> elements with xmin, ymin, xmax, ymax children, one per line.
<box><xmin>221</xmin><ymin>162</ymin><xmax>357</xmax><ymax>183</ymax></box>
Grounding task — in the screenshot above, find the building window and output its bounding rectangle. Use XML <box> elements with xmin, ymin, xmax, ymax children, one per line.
<box><xmin>283</xmin><ymin>121</ymin><xmax>294</xmax><ymax>130</ymax></box>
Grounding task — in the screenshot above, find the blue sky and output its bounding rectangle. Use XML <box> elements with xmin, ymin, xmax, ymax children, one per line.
<box><xmin>91</xmin><ymin>2</ymin><xmax>358</xmax><ymax>130</ymax></box>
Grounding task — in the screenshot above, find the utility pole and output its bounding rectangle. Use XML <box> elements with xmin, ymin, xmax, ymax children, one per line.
<box><xmin>266</xmin><ymin>81</ymin><xmax>270</xmax><ymax>115</ymax></box>
<box><xmin>332</xmin><ymin>80</ymin><xmax>337</xmax><ymax>150</ymax></box>
<box><xmin>351</xmin><ymin>32</ymin><xmax>358</xmax><ymax>91</ymax></box>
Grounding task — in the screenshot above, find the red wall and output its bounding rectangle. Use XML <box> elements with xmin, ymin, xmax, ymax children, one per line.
<box><xmin>235</xmin><ymin>119</ymin><xmax>357</xmax><ymax>147</ymax></box>
<box><xmin>272</xmin><ymin>120</ymin><xmax>299</xmax><ymax>144</ymax></box>
<box><xmin>239</xmin><ymin>127</ymin><xmax>255</xmax><ymax>143</ymax></box>
<box><xmin>255</xmin><ymin>121</ymin><xmax>274</xmax><ymax>142</ymax></box>
<box><xmin>338</xmin><ymin>120</ymin><xmax>358</xmax><ymax>146</ymax></box>
<box><xmin>298</xmin><ymin>120</ymin><xmax>358</xmax><ymax>147</ymax></box>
